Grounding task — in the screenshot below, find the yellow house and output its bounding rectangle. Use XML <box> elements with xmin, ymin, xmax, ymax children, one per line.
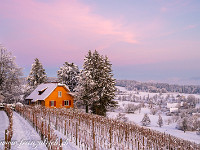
<box><xmin>26</xmin><ymin>83</ymin><xmax>73</xmax><ymax>108</ymax></box>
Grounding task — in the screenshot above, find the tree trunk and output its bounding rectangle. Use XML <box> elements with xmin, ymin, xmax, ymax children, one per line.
<box><xmin>86</xmin><ymin>105</ymin><xmax>88</xmax><ymax>113</ymax></box>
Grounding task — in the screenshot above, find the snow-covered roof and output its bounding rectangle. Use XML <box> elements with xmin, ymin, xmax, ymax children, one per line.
<box><xmin>26</xmin><ymin>83</ymin><xmax>70</xmax><ymax>102</ymax></box>
<box><xmin>170</xmin><ymin>107</ymin><xmax>179</xmax><ymax>113</ymax></box>
<box><xmin>167</xmin><ymin>103</ymin><xmax>179</xmax><ymax>108</ymax></box>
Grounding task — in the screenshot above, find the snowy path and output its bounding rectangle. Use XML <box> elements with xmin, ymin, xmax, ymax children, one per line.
<box><xmin>0</xmin><ymin>111</ymin><xmax>9</xmax><ymax>149</ymax></box>
<box><xmin>11</xmin><ymin>112</ymin><xmax>47</xmax><ymax>150</ymax></box>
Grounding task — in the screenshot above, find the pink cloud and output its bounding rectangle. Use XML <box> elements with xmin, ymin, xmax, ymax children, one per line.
<box><xmin>184</xmin><ymin>24</ymin><xmax>197</xmax><ymax>30</ymax></box>
<box><xmin>0</xmin><ymin>0</ymin><xmax>137</xmax><ymax>44</ymax></box>
<box><xmin>0</xmin><ymin>0</ymin><xmax>139</xmax><ymax>66</ymax></box>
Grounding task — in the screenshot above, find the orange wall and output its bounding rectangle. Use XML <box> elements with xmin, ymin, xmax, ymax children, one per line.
<box><xmin>45</xmin><ymin>86</ymin><xmax>73</xmax><ymax>108</ymax></box>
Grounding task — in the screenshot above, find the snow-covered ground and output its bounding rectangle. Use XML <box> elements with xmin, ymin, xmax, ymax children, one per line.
<box><xmin>54</xmin><ymin>130</ymin><xmax>81</xmax><ymax>150</ymax></box>
<box><xmin>0</xmin><ymin>111</ymin><xmax>9</xmax><ymax>149</ymax></box>
<box><xmin>110</xmin><ymin>86</ymin><xmax>200</xmax><ymax>144</ymax></box>
<box><xmin>108</xmin><ymin>102</ymin><xmax>200</xmax><ymax>144</ymax></box>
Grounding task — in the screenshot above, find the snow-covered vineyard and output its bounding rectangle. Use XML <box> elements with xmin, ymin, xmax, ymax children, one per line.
<box><xmin>0</xmin><ymin>104</ymin><xmax>199</xmax><ymax>150</ymax></box>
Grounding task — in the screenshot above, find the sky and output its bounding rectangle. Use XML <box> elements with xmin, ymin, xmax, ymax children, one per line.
<box><xmin>0</xmin><ymin>0</ymin><xmax>200</xmax><ymax>85</ymax></box>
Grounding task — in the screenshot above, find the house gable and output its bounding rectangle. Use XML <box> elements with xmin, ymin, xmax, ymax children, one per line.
<box><xmin>45</xmin><ymin>86</ymin><xmax>73</xmax><ymax>108</ymax></box>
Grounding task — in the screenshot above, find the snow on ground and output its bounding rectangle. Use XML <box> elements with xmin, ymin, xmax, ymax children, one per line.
<box><xmin>116</xmin><ymin>86</ymin><xmax>128</xmax><ymax>92</ymax></box>
<box><xmin>11</xmin><ymin>112</ymin><xmax>47</xmax><ymax>150</ymax></box>
<box><xmin>54</xmin><ymin>130</ymin><xmax>81</xmax><ymax>150</ymax></box>
<box><xmin>107</xmin><ymin>107</ymin><xmax>200</xmax><ymax>144</ymax></box>
<box><xmin>0</xmin><ymin>111</ymin><xmax>9</xmax><ymax>149</ymax></box>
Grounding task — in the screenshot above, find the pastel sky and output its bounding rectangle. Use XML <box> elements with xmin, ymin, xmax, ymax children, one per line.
<box><xmin>0</xmin><ymin>0</ymin><xmax>200</xmax><ymax>85</ymax></box>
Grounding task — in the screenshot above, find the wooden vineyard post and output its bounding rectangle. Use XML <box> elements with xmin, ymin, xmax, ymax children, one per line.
<box><xmin>168</xmin><ymin>135</ymin><xmax>170</xmax><ymax>150</ymax></box>
<box><xmin>55</xmin><ymin>114</ymin><xmax>58</xmax><ymax>130</ymax></box>
<box><xmin>49</xmin><ymin>112</ymin><xmax>50</xmax><ymax>125</ymax></box>
<box><xmin>48</xmin><ymin>124</ymin><xmax>50</xmax><ymax>150</ymax></box>
<box><xmin>76</xmin><ymin>122</ymin><xmax>78</xmax><ymax>146</ymax></box>
<box><xmin>143</xmin><ymin>136</ymin><xmax>144</xmax><ymax>150</ymax></box>
<box><xmin>92</xmin><ymin>118</ymin><xmax>95</xmax><ymax>150</ymax></box>
<box><xmin>5</xmin><ymin>129</ymin><xmax>7</xmax><ymax>150</ymax></box>
<box><xmin>138</xmin><ymin>141</ymin><xmax>139</xmax><ymax>150</ymax></box>
<box><xmin>60</xmin><ymin>138</ymin><xmax>62</xmax><ymax>150</ymax></box>
<box><xmin>33</xmin><ymin>113</ymin><xmax>35</xmax><ymax>128</ymax></box>
<box><xmin>109</xmin><ymin>125</ymin><xmax>112</xmax><ymax>149</ymax></box>
<box><xmin>41</xmin><ymin>121</ymin><xmax>44</xmax><ymax>141</ymax></box>
<box><xmin>64</xmin><ymin>120</ymin><xmax>66</xmax><ymax>135</ymax></box>
<box><xmin>36</xmin><ymin>116</ymin><xmax>37</xmax><ymax>132</ymax></box>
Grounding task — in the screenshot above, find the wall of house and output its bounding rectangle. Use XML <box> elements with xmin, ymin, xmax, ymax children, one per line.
<box><xmin>45</xmin><ymin>86</ymin><xmax>73</xmax><ymax>108</ymax></box>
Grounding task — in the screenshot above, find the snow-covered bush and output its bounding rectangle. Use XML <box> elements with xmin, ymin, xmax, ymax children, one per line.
<box><xmin>196</xmin><ymin>128</ymin><xmax>200</xmax><ymax>135</ymax></box>
<box><xmin>171</xmin><ymin>115</ymin><xmax>179</xmax><ymax>123</ymax></box>
<box><xmin>165</xmin><ymin>118</ymin><xmax>172</xmax><ymax>125</ymax></box>
<box><xmin>150</xmin><ymin>107</ymin><xmax>158</xmax><ymax>115</ymax></box>
<box><xmin>124</xmin><ymin>103</ymin><xmax>138</xmax><ymax>113</ymax></box>
<box><xmin>116</xmin><ymin>113</ymin><xmax>128</xmax><ymax>122</ymax></box>
<box><xmin>141</xmin><ymin>113</ymin><xmax>151</xmax><ymax>126</ymax></box>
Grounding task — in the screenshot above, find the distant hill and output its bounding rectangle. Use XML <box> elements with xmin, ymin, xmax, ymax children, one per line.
<box><xmin>116</xmin><ymin>80</ymin><xmax>200</xmax><ymax>94</ymax></box>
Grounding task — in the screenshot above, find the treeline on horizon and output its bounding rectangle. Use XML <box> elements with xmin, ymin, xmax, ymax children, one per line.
<box><xmin>20</xmin><ymin>77</ymin><xmax>200</xmax><ymax>94</ymax></box>
<box><xmin>116</xmin><ymin>80</ymin><xmax>200</xmax><ymax>94</ymax></box>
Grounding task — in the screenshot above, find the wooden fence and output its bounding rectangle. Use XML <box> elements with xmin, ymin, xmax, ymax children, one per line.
<box><xmin>4</xmin><ymin>105</ymin><xmax>13</xmax><ymax>150</ymax></box>
<box><xmin>15</xmin><ymin>105</ymin><xmax>200</xmax><ymax>150</ymax></box>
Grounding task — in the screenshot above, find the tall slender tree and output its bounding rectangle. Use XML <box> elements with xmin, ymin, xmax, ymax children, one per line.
<box><xmin>27</xmin><ymin>58</ymin><xmax>47</xmax><ymax>87</ymax></box>
<box><xmin>75</xmin><ymin>50</ymin><xmax>117</xmax><ymax>116</ymax></box>
<box><xmin>0</xmin><ymin>46</ymin><xmax>23</xmax><ymax>103</ymax></box>
<box><xmin>57</xmin><ymin>62</ymin><xmax>79</xmax><ymax>92</ymax></box>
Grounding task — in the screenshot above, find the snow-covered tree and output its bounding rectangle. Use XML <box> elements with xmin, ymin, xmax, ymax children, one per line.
<box><xmin>141</xmin><ymin>113</ymin><xmax>151</xmax><ymax>126</ymax></box>
<box><xmin>74</xmin><ymin>70</ymin><xmax>98</xmax><ymax>113</ymax></box>
<box><xmin>0</xmin><ymin>46</ymin><xmax>23</xmax><ymax>103</ymax></box>
<box><xmin>75</xmin><ymin>50</ymin><xmax>117</xmax><ymax>116</ymax></box>
<box><xmin>57</xmin><ymin>62</ymin><xmax>79</xmax><ymax>92</ymax></box>
<box><xmin>27</xmin><ymin>58</ymin><xmax>47</xmax><ymax>87</ymax></box>
<box><xmin>187</xmin><ymin>95</ymin><xmax>196</xmax><ymax>108</ymax></box>
<box><xmin>157</xmin><ymin>114</ymin><xmax>163</xmax><ymax>127</ymax></box>
<box><xmin>176</xmin><ymin>117</ymin><xmax>188</xmax><ymax>132</ymax></box>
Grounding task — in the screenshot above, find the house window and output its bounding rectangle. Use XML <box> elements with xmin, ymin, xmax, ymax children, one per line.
<box><xmin>64</xmin><ymin>100</ymin><xmax>69</xmax><ymax>106</ymax></box>
<box><xmin>58</xmin><ymin>91</ymin><xmax>62</xmax><ymax>97</ymax></box>
<box><xmin>63</xmin><ymin>100</ymin><xmax>71</xmax><ymax>106</ymax></box>
<box><xmin>50</xmin><ymin>101</ymin><xmax>56</xmax><ymax>107</ymax></box>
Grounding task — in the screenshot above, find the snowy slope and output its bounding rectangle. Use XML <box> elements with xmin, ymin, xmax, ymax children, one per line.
<box><xmin>107</xmin><ymin>107</ymin><xmax>200</xmax><ymax>144</ymax></box>
<box><xmin>0</xmin><ymin>111</ymin><xmax>9</xmax><ymax>149</ymax></box>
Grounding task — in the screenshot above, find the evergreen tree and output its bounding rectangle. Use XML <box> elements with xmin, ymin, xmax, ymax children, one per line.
<box><xmin>27</xmin><ymin>58</ymin><xmax>47</xmax><ymax>87</ymax></box>
<box><xmin>157</xmin><ymin>114</ymin><xmax>163</xmax><ymax>127</ymax></box>
<box><xmin>141</xmin><ymin>113</ymin><xmax>151</xmax><ymax>126</ymax></box>
<box><xmin>75</xmin><ymin>70</ymin><xmax>98</xmax><ymax>113</ymax></box>
<box><xmin>57</xmin><ymin>62</ymin><xmax>79</xmax><ymax>92</ymax></box>
<box><xmin>75</xmin><ymin>50</ymin><xmax>117</xmax><ymax>116</ymax></box>
<box><xmin>0</xmin><ymin>46</ymin><xmax>23</xmax><ymax>103</ymax></box>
